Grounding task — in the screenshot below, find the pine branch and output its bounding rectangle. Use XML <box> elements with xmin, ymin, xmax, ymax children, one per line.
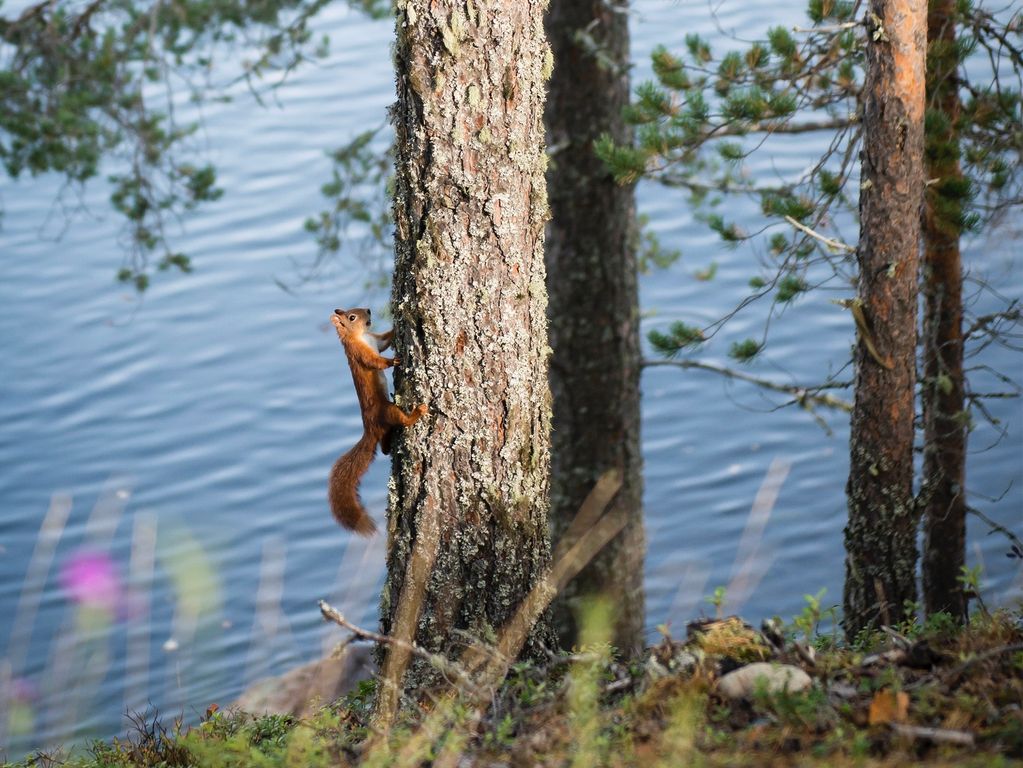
<box><xmin>711</xmin><ymin>116</ymin><xmax>857</xmax><ymax>137</ymax></box>
<box><xmin>791</xmin><ymin>20</ymin><xmax>860</xmax><ymax>34</ymax></box>
<box><xmin>784</xmin><ymin>215</ymin><xmax>856</xmax><ymax>253</ymax></box>
<box><xmin>658</xmin><ymin>174</ymin><xmax>786</xmax><ymax>195</ymax></box>
<box><xmin>642</xmin><ymin>358</ymin><xmax>852</xmax><ymax>412</ymax></box>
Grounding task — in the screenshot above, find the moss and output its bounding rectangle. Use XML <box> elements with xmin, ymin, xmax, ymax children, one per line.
<box><xmin>541</xmin><ymin>42</ymin><xmax>555</xmax><ymax>81</ymax></box>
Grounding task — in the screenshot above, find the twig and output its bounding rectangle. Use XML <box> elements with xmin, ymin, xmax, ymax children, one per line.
<box><xmin>715</xmin><ymin>117</ymin><xmax>857</xmax><ymax>137</ymax></box>
<box><xmin>905</xmin><ymin>642</ymin><xmax>1023</xmax><ymax>692</ymax></box>
<box><xmin>659</xmin><ymin>174</ymin><xmax>786</xmax><ymax>196</ymax></box>
<box><xmin>792</xmin><ymin>21</ymin><xmax>860</xmax><ymax>34</ymax></box>
<box><xmin>8</xmin><ymin>493</ymin><xmax>73</xmax><ymax>676</ymax></box>
<box><xmin>642</xmin><ymin>358</ymin><xmax>852</xmax><ymax>412</ymax></box>
<box><xmin>890</xmin><ymin>723</ymin><xmax>975</xmax><ymax>746</ymax></box>
<box><xmin>725</xmin><ymin>458</ymin><xmax>790</xmax><ymax>614</ymax></box>
<box><xmin>963</xmin><ymin>305</ymin><xmax>1021</xmax><ymax>340</ymax></box>
<box><xmin>784</xmin><ymin>215</ymin><xmax>856</xmax><ymax>253</ymax></box>
<box><xmin>967</xmin><ymin>505</ymin><xmax>1023</xmax><ymax>554</ymax></box>
<box><xmin>941</xmin><ymin>643</ymin><xmax>1023</xmax><ymax>681</ymax></box>
<box><xmin>318</xmin><ymin>600</ymin><xmax>477</xmax><ymax>694</ymax></box>
<box><xmin>367</xmin><ymin>472</ymin><xmax>628</xmax><ymax>768</ymax></box>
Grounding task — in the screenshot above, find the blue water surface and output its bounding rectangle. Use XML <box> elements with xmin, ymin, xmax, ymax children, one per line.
<box><xmin>1</xmin><ymin>0</ymin><xmax>1020</xmax><ymax>756</ymax></box>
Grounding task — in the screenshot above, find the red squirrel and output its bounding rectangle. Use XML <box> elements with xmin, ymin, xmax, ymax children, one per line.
<box><xmin>328</xmin><ymin>307</ymin><xmax>428</xmax><ymax>535</ymax></box>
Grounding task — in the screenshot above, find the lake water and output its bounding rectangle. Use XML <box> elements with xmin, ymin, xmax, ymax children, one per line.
<box><xmin>1</xmin><ymin>0</ymin><xmax>1020</xmax><ymax>757</ymax></box>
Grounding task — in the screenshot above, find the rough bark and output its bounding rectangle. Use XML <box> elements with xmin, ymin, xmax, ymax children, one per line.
<box><xmin>921</xmin><ymin>0</ymin><xmax>968</xmax><ymax>621</ymax></box>
<box><xmin>380</xmin><ymin>0</ymin><xmax>555</xmax><ymax>707</ymax></box>
<box><xmin>843</xmin><ymin>0</ymin><xmax>926</xmax><ymax>637</ymax></box>
<box><xmin>544</xmin><ymin>0</ymin><xmax>645</xmax><ymax>658</ymax></box>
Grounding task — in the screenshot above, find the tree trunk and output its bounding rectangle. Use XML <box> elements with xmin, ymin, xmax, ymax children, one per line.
<box><xmin>843</xmin><ymin>0</ymin><xmax>926</xmax><ymax>637</ymax></box>
<box><xmin>921</xmin><ymin>0</ymin><xmax>968</xmax><ymax>621</ymax></box>
<box><xmin>544</xmin><ymin>0</ymin><xmax>645</xmax><ymax>657</ymax></box>
<box><xmin>379</xmin><ymin>0</ymin><xmax>555</xmax><ymax>711</ymax></box>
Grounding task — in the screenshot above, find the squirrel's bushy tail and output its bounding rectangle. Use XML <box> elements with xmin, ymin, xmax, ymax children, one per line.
<box><xmin>328</xmin><ymin>432</ymin><xmax>378</xmax><ymax>536</ymax></box>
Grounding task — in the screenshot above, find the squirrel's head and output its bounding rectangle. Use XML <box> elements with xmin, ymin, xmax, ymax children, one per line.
<box><xmin>332</xmin><ymin>307</ymin><xmax>372</xmax><ymax>336</ymax></box>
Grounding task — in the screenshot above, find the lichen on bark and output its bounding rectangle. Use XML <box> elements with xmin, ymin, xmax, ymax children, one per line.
<box><xmin>920</xmin><ymin>0</ymin><xmax>968</xmax><ymax>623</ymax></box>
<box><xmin>380</xmin><ymin>0</ymin><xmax>556</xmax><ymax>703</ymax></box>
<box><xmin>544</xmin><ymin>0</ymin><xmax>645</xmax><ymax>659</ymax></box>
<box><xmin>843</xmin><ymin>0</ymin><xmax>926</xmax><ymax>637</ymax></box>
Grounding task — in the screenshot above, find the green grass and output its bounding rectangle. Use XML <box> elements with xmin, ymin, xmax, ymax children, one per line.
<box><xmin>6</xmin><ymin>607</ymin><xmax>1022</xmax><ymax>767</ymax></box>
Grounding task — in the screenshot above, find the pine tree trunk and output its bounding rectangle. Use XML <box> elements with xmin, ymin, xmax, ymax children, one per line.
<box><xmin>843</xmin><ymin>0</ymin><xmax>926</xmax><ymax>637</ymax></box>
<box><xmin>380</xmin><ymin>0</ymin><xmax>555</xmax><ymax>707</ymax></box>
<box><xmin>921</xmin><ymin>0</ymin><xmax>968</xmax><ymax>621</ymax></box>
<box><xmin>544</xmin><ymin>0</ymin><xmax>645</xmax><ymax>658</ymax></box>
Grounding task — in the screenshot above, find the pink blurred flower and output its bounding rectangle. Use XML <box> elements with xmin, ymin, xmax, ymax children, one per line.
<box><xmin>60</xmin><ymin>550</ymin><xmax>121</xmax><ymax>611</ymax></box>
<box><xmin>12</xmin><ymin>676</ymin><xmax>38</xmax><ymax>703</ymax></box>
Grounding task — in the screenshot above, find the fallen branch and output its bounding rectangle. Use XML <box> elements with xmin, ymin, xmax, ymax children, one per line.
<box><xmin>890</xmin><ymin>723</ymin><xmax>975</xmax><ymax>746</ymax></box>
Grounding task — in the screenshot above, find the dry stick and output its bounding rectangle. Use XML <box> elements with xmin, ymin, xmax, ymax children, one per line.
<box><xmin>434</xmin><ymin>477</ymin><xmax>627</xmax><ymax>768</ymax></box>
<box><xmin>246</xmin><ymin>537</ymin><xmax>288</xmax><ymax>685</ymax></box>
<box><xmin>345</xmin><ymin>471</ymin><xmax>626</xmax><ymax>768</ymax></box>
<box><xmin>554</xmin><ymin>468</ymin><xmax>623</xmax><ymax>561</ymax></box>
<box><xmin>873</xmin><ymin>579</ymin><xmax>892</xmax><ymax>628</ymax></box>
<box><xmin>391</xmin><ymin>694</ymin><xmax>467</xmax><ymax>768</ymax></box>
<box><xmin>7</xmin><ymin>493</ymin><xmax>73</xmax><ymax>676</ymax></box>
<box><xmin>84</xmin><ymin>478</ymin><xmax>132</xmax><ymax>551</ymax></box>
<box><xmin>477</xmin><ymin>505</ymin><xmax>628</xmax><ymax>685</ymax></box>
<box><xmin>725</xmin><ymin>457</ymin><xmax>791</xmax><ymax>613</ymax></box>
<box><xmin>455</xmin><ymin>469</ymin><xmax>625</xmax><ymax>687</ymax></box>
<box><xmin>318</xmin><ymin>601</ymin><xmax>476</xmax><ymax>695</ymax></box>
<box><xmin>784</xmin><ymin>214</ymin><xmax>856</xmax><ymax>253</ymax></box>
<box><xmin>324</xmin><ymin>523</ymin><xmax>386</xmax><ymax>657</ymax></box>
<box><xmin>374</xmin><ymin>497</ymin><xmax>442</xmax><ymax>732</ymax></box>
<box><xmin>792</xmin><ymin>20</ymin><xmax>860</xmax><ymax>34</ymax></box>
<box><xmin>0</xmin><ymin>660</ymin><xmax>10</xmax><ymax>754</ymax></box>
<box><xmin>890</xmin><ymin>723</ymin><xmax>975</xmax><ymax>746</ymax></box>
<box><xmin>124</xmin><ymin>512</ymin><xmax>157</xmax><ymax>717</ymax></box>
<box><xmin>326</xmin><ymin>471</ymin><xmax>625</xmax><ymax>686</ymax></box>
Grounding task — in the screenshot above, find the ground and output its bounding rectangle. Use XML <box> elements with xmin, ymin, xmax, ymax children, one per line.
<box><xmin>6</xmin><ymin>606</ymin><xmax>1022</xmax><ymax>767</ymax></box>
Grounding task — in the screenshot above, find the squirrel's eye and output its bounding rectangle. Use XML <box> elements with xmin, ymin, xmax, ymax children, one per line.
<box><xmin>348</xmin><ymin>314</ymin><xmax>357</xmax><ymax>322</ymax></box>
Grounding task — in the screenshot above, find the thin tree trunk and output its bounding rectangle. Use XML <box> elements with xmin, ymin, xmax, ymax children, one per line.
<box><xmin>843</xmin><ymin>0</ymin><xmax>926</xmax><ymax>637</ymax></box>
<box><xmin>544</xmin><ymin>0</ymin><xmax>645</xmax><ymax>657</ymax></box>
<box><xmin>378</xmin><ymin>0</ymin><xmax>555</xmax><ymax>713</ymax></box>
<box><xmin>921</xmin><ymin>0</ymin><xmax>968</xmax><ymax>621</ymax></box>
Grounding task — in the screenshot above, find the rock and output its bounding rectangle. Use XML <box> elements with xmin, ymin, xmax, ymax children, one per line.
<box><xmin>233</xmin><ymin>645</ymin><xmax>375</xmax><ymax>717</ymax></box>
<box><xmin>716</xmin><ymin>662</ymin><xmax>812</xmax><ymax>700</ymax></box>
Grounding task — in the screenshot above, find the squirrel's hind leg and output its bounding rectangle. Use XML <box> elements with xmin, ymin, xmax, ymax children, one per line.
<box><xmin>380</xmin><ymin>403</ymin><xmax>427</xmax><ymax>455</ymax></box>
<box><xmin>385</xmin><ymin>402</ymin><xmax>428</xmax><ymax>429</ymax></box>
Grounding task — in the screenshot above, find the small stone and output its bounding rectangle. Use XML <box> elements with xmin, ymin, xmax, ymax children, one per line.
<box><xmin>828</xmin><ymin>681</ymin><xmax>858</xmax><ymax>700</ymax></box>
<box><xmin>717</xmin><ymin>662</ymin><xmax>812</xmax><ymax>700</ymax></box>
<box><xmin>644</xmin><ymin>656</ymin><xmax>670</xmax><ymax>681</ymax></box>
